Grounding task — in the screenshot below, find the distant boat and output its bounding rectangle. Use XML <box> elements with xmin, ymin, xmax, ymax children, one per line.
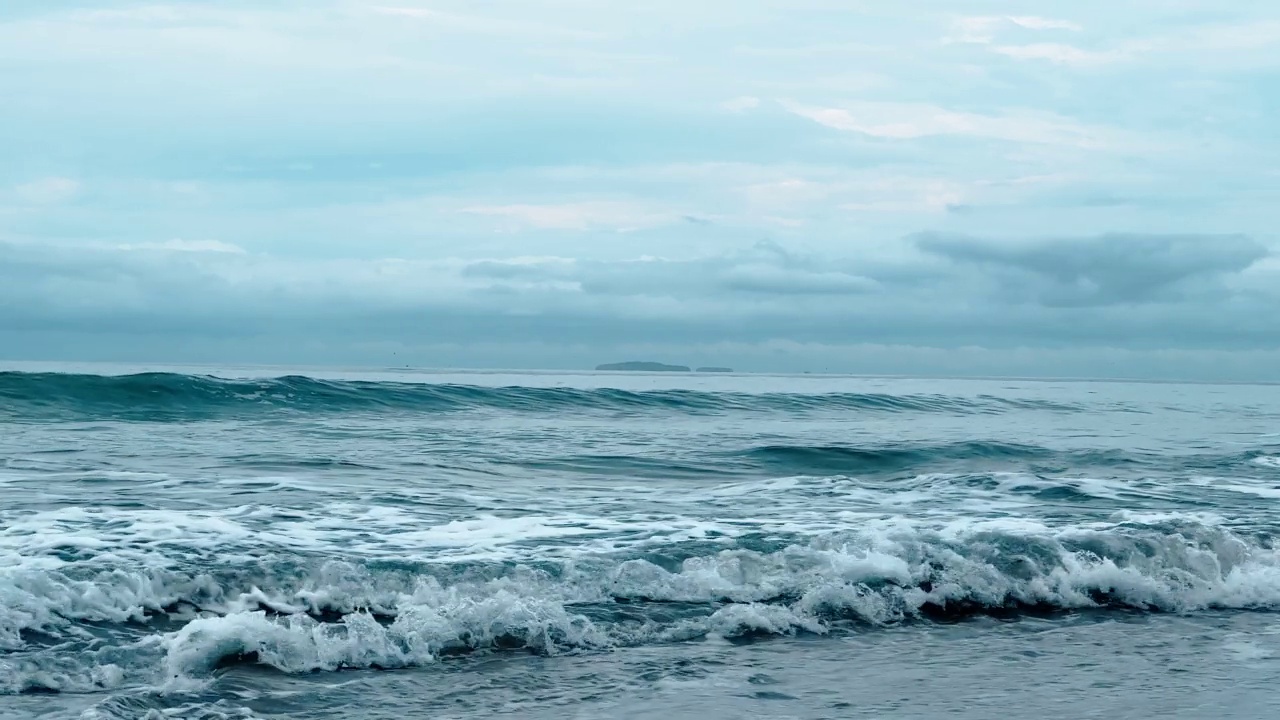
<box><xmin>596</xmin><ymin>361</ymin><xmax>691</xmax><ymax>372</ymax></box>
<box><xmin>695</xmin><ymin>367</ymin><xmax>733</xmax><ymax>373</ymax></box>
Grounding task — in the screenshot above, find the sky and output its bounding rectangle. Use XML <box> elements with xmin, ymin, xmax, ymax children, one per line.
<box><xmin>2</xmin><ymin>1</ymin><xmax>1279</xmax><ymax>380</ymax></box>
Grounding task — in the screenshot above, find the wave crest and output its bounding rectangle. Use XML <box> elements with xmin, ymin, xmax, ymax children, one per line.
<box><xmin>4</xmin><ymin>514</ymin><xmax>1280</xmax><ymax>689</ymax></box>
<box><xmin>0</xmin><ymin>371</ymin><xmax>1084</xmax><ymax>421</ymax></box>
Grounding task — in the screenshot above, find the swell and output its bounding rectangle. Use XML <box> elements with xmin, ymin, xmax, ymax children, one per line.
<box><xmin>0</xmin><ymin>371</ymin><xmax>1085</xmax><ymax>421</ymax></box>
<box><xmin>511</xmin><ymin>442</ymin><xmax>1275</xmax><ymax>479</ymax></box>
<box><xmin>739</xmin><ymin>441</ymin><xmax>1146</xmax><ymax>475</ymax></box>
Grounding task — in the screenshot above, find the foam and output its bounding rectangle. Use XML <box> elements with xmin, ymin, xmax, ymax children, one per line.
<box><xmin>701</xmin><ymin>603</ymin><xmax>828</xmax><ymax>638</ymax></box>
<box><xmin>0</xmin><ymin>651</ymin><xmax>132</xmax><ymax>696</ymax></box>
<box><xmin>688</xmin><ymin>472</ymin><xmax>1139</xmax><ymax>523</ymax></box>
<box><xmin>7</xmin><ymin>512</ymin><xmax>1280</xmax><ymax>692</ymax></box>
<box><xmin>0</xmin><ymin>504</ymin><xmax>745</xmax><ymax>571</ymax></box>
<box><xmin>1203</xmin><ymin>482</ymin><xmax>1280</xmax><ymax>499</ymax></box>
<box><xmin>144</xmin><ymin>528</ymin><xmax>1280</xmax><ymax>679</ymax></box>
<box><xmin>78</xmin><ymin>699</ymin><xmax>265</xmax><ymax>720</ymax></box>
<box><xmin>160</xmin><ymin>587</ymin><xmax>610</xmax><ymax>678</ymax></box>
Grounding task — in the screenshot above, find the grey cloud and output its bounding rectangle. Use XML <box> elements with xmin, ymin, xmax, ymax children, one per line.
<box><xmin>720</xmin><ymin>263</ymin><xmax>876</xmax><ymax>295</ymax></box>
<box><xmin>462</xmin><ymin>242</ymin><xmax>876</xmax><ymax>298</ymax></box>
<box><xmin>915</xmin><ymin>232</ymin><xmax>1269</xmax><ymax>307</ymax></box>
<box><xmin>3</xmin><ymin>232</ymin><xmax>1279</xmax><ymax>375</ymax></box>
<box><xmin>461</xmin><ymin>260</ymin><xmax>567</xmax><ymax>280</ymax></box>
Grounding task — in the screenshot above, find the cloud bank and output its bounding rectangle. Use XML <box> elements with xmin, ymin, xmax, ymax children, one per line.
<box><xmin>1</xmin><ymin>1</ymin><xmax>1277</xmax><ymax>379</ymax></box>
<box><xmin>2</xmin><ymin>232</ymin><xmax>1276</xmax><ymax>379</ymax></box>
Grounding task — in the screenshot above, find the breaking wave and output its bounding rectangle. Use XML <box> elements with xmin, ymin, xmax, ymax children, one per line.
<box><xmin>5</xmin><ymin>515</ymin><xmax>1280</xmax><ymax>693</ymax></box>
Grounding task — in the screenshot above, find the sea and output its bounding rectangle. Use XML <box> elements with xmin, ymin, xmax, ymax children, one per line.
<box><xmin>3</xmin><ymin>363</ymin><xmax>1280</xmax><ymax>719</ymax></box>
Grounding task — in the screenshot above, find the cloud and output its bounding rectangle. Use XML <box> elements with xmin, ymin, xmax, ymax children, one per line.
<box><xmin>991</xmin><ymin>43</ymin><xmax>1124</xmax><ymax>66</ymax></box>
<box><xmin>1006</xmin><ymin>16</ymin><xmax>1083</xmax><ymax>32</ymax></box>
<box><xmin>720</xmin><ymin>263</ymin><xmax>877</xmax><ymax>295</ymax></box>
<box><xmin>458</xmin><ymin>242</ymin><xmax>877</xmax><ymax>298</ymax></box>
<box><xmin>459</xmin><ymin>202</ymin><xmax>674</xmax><ymax>231</ymax></box>
<box><xmin>370</xmin><ymin>6</ymin><xmax>440</xmax><ymax>20</ymax></box>
<box><xmin>947</xmin><ymin>15</ymin><xmax>1080</xmax><ymax>45</ymax></box>
<box><xmin>946</xmin><ymin>14</ymin><xmax>1129</xmax><ymax>68</ymax></box>
<box><xmin>2</xmin><ymin>1</ymin><xmax>1278</xmax><ymax>378</ymax></box>
<box><xmin>970</xmin><ymin>18</ymin><xmax>1280</xmax><ymax>68</ymax></box>
<box><xmin>13</xmin><ymin>177</ymin><xmax>80</xmax><ymax>204</ymax></box>
<box><xmin>1178</xmin><ymin>20</ymin><xmax>1280</xmax><ymax>52</ymax></box>
<box><xmin>915</xmin><ymin>232</ymin><xmax>1270</xmax><ymax>307</ymax></box>
<box><xmin>735</xmin><ymin>171</ymin><xmax>1071</xmax><ymax>218</ymax></box>
<box><xmin>0</xmin><ymin>239</ymin><xmax>889</xmax><ymax>337</ymax></box>
<box><xmin>721</xmin><ymin>96</ymin><xmax>761</xmax><ymax>112</ymax></box>
<box><xmin>368</xmin><ymin>4</ymin><xmax>602</xmax><ymax>40</ymax></box>
<box><xmin>64</xmin><ymin>6</ymin><xmax>207</xmax><ymax>24</ymax></box>
<box><xmin>946</xmin><ymin>17</ymin><xmax>1005</xmax><ymax>45</ymax></box>
<box><xmin>781</xmin><ymin>101</ymin><xmax>1110</xmax><ymax>148</ymax></box>
<box><xmin>115</xmin><ymin>239</ymin><xmax>247</xmax><ymax>254</ymax></box>
<box><xmin>840</xmin><ymin>178</ymin><xmax>965</xmax><ymax>214</ymax></box>
<box><xmin>4</xmin><ymin>233</ymin><xmax>1277</xmax><ymax>356</ymax></box>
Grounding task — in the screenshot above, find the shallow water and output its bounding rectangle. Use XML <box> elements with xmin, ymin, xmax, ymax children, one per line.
<box><xmin>3</xmin><ymin>365</ymin><xmax>1280</xmax><ymax>718</ymax></box>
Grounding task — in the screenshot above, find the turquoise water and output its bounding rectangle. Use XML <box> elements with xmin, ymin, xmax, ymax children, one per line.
<box><xmin>3</xmin><ymin>366</ymin><xmax>1280</xmax><ymax>719</ymax></box>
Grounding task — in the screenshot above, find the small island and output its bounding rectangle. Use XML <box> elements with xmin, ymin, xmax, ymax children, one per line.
<box><xmin>695</xmin><ymin>367</ymin><xmax>733</xmax><ymax>373</ymax></box>
<box><xmin>595</xmin><ymin>361</ymin><xmax>692</xmax><ymax>372</ymax></box>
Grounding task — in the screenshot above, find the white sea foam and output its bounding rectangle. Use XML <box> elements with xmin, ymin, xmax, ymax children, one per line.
<box><xmin>136</xmin><ymin>536</ymin><xmax>1280</xmax><ymax>679</ymax></box>
<box><xmin>1201</xmin><ymin>481</ymin><xmax>1280</xmax><ymax>499</ymax></box>
<box><xmin>2</xmin><ymin>509</ymin><xmax>1280</xmax><ymax>666</ymax></box>
<box><xmin>0</xmin><ymin>504</ymin><xmax>743</xmax><ymax>569</ymax></box>
<box><xmin>7</xmin><ymin>509</ymin><xmax>1280</xmax><ymax>692</ymax></box>
<box><xmin>160</xmin><ymin>587</ymin><xmax>610</xmax><ymax>679</ymax></box>
<box><xmin>5</xmin><ymin>466</ymin><xmax>1224</xmax><ymax>580</ymax></box>
<box><xmin>77</xmin><ymin>700</ymin><xmax>265</xmax><ymax>720</ymax></box>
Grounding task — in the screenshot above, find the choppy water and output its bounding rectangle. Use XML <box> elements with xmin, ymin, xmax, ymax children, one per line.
<box><xmin>3</xmin><ymin>365</ymin><xmax>1280</xmax><ymax>719</ymax></box>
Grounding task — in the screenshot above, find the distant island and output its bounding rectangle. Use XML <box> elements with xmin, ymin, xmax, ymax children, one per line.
<box><xmin>595</xmin><ymin>361</ymin><xmax>691</xmax><ymax>372</ymax></box>
<box><xmin>594</xmin><ymin>361</ymin><xmax>734</xmax><ymax>373</ymax></box>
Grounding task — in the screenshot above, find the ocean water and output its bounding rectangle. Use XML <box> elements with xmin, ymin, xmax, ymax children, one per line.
<box><xmin>3</xmin><ymin>365</ymin><xmax>1280</xmax><ymax>719</ymax></box>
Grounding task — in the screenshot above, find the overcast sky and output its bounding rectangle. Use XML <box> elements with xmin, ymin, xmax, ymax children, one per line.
<box><xmin>2</xmin><ymin>1</ymin><xmax>1278</xmax><ymax>379</ymax></box>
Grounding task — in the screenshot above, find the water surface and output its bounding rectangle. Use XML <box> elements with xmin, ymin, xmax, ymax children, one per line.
<box><xmin>3</xmin><ymin>366</ymin><xmax>1279</xmax><ymax>718</ymax></box>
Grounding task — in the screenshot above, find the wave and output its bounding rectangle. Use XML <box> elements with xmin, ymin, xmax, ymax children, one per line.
<box><xmin>740</xmin><ymin>441</ymin><xmax>1148</xmax><ymax>475</ymax></box>
<box><xmin>0</xmin><ymin>371</ymin><xmax>1085</xmax><ymax>421</ymax></box>
<box><xmin>1254</xmin><ymin>455</ymin><xmax>1280</xmax><ymax>468</ymax></box>
<box><xmin>4</xmin><ymin>514</ymin><xmax>1279</xmax><ymax>692</ymax></box>
<box><xmin>515</xmin><ymin>442</ymin><xmax>1149</xmax><ymax>480</ymax></box>
<box><xmin>510</xmin><ymin>442</ymin><xmax>1278</xmax><ymax>480</ymax></box>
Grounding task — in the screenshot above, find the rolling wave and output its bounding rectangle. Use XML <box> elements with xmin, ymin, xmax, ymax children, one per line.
<box><xmin>3</xmin><ymin>515</ymin><xmax>1277</xmax><ymax>693</ymax></box>
<box><xmin>742</xmin><ymin>442</ymin><xmax>1150</xmax><ymax>475</ymax></box>
<box><xmin>0</xmin><ymin>371</ymin><xmax>1084</xmax><ymax>421</ymax></box>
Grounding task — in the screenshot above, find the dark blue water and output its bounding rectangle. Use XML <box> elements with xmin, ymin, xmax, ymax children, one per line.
<box><xmin>3</xmin><ymin>364</ymin><xmax>1280</xmax><ymax>719</ymax></box>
